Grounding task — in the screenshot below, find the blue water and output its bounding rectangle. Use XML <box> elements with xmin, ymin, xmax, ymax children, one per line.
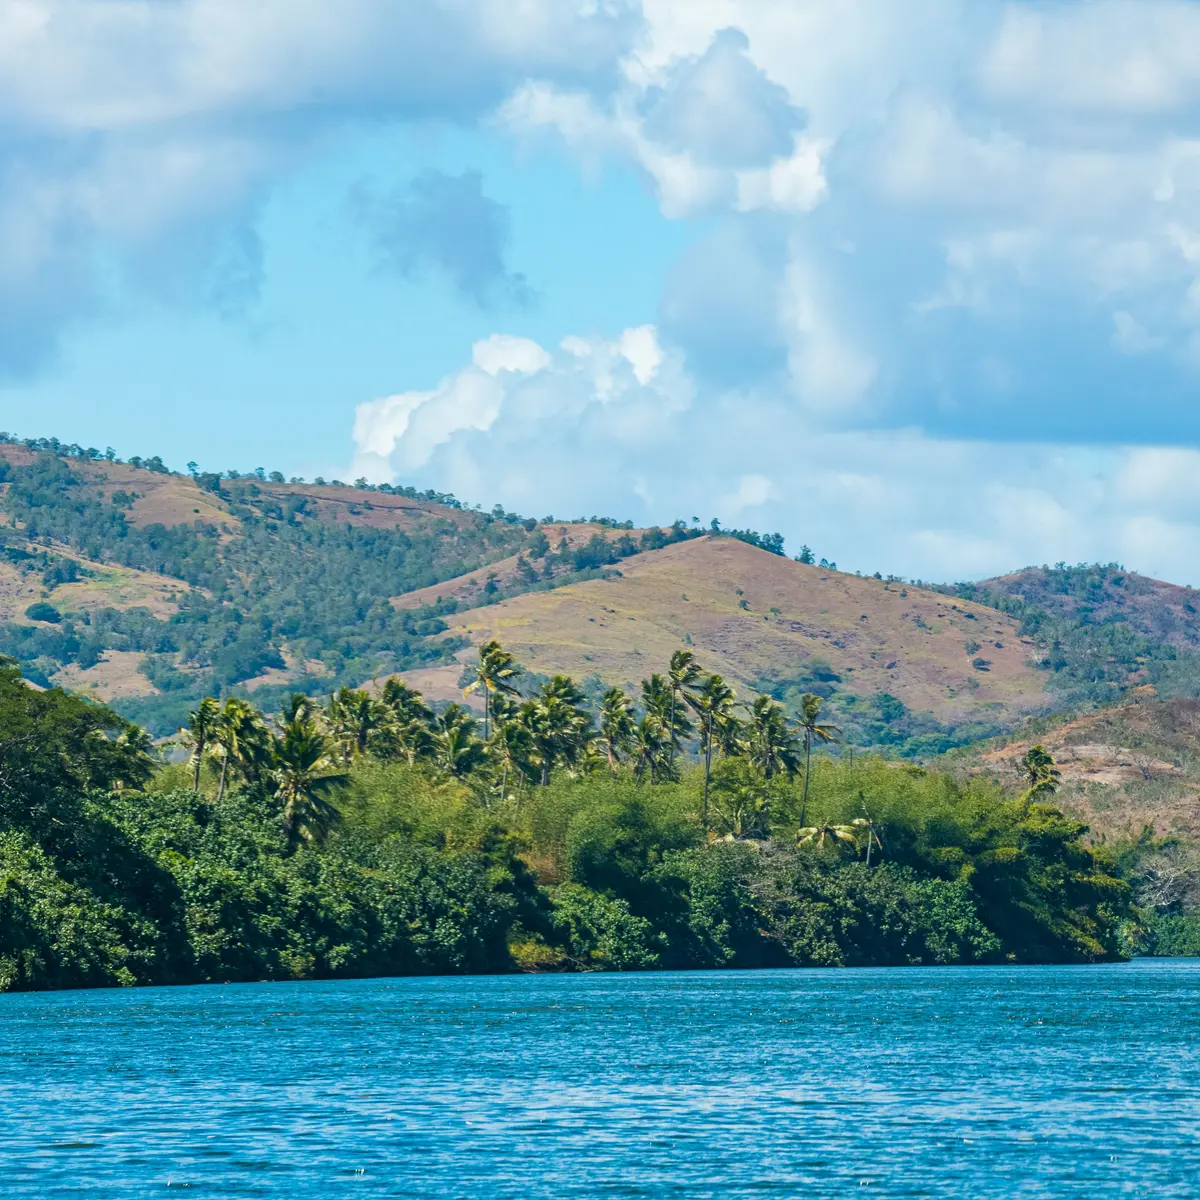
<box><xmin>3</xmin><ymin>960</ymin><xmax>1198</xmax><ymax>1197</ymax></box>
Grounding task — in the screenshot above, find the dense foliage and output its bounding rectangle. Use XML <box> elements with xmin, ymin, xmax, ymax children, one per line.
<box><xmin>0</xmin><ymin>640</ymin><xmax>1143</xmax><ymax>994</ymax></box>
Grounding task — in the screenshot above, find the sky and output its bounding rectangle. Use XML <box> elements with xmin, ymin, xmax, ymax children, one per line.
<box><xmin>3</xmin><ymin>1</ymin><xmax>1200</xmax><ymax>583</ymax></box>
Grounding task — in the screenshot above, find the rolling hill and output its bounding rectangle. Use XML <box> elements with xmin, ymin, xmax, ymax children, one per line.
<box><xmin>9</xmin><ymin>432</ymin><xmax>1200</xmax><ymax>759</ymax></box>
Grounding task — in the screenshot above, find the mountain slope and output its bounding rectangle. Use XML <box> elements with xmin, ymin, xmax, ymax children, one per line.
<box><xmin>947</xmin><ymin>695</ymin><xmax>1200</xmax><ymax>842</ymax></box>
<box><xmin>438</xmin><ymin>537</ymin><xmax>1051</xmax><ymax>749</ymax></box>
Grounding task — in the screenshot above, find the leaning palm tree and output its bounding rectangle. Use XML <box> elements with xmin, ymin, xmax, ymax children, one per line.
<box><xmin>183</xmin><ymin>696</ymin><xmax>220</xmax><ymax>792</ymax></box>
<box><xmin>272</xmin><ymin>715</ymin><xmax>347</xmax><ymax>846</ymax></box>
<box><xmin>797</xmin><ymin>692</ymin><xmax>840</xmax><ymax>828</ymax></box>
<box><xmin>667</xmin><ymin>649</ymin><xmax>702</xmax><ymax>766</ymax></box>
<box><xmin>711</xmin><ymin>766</ymin><xmax>771</xmax><ymax>839</ymax></box>
<box><xmin>378</xmin><ymin>677</ymin><xmax>435</xmax><ymax>764</ymax></box>
<box><xmin>598</xmin><ymin>686</ymin><xmax>636</xmax><ymax>770</ymax></box>
<box><xmin>744</xmin><ymin>695</ymin><xmax>801</xmax><ymax>781</ymax></box>
<box><xmin>522</xmin><ymin>676</ymin><xmax>592</xmax><ymax>785</ymax></box>
<box><xmin>685</xmin><ymin>673</ymin><xmax>737</xmax><ymax>830</ymax></box>
<box><xmin>796</xmin><ymin>821</ymin><xmax>859</xmax><ymax>851</ymax></box>
<box><xmin>464</xmin><ymin>640</ymin><xmax>522</xmax><ymax>740</ymax></box>
<box><xmin>488</xmin><ymin>718</ymin><xmax>535</xmax><ymax>802</ymax></box>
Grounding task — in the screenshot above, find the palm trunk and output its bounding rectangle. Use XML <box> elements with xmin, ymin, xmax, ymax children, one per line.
<box><xmin>483</xmin><ymin>681</ymin><xmax>490</xmax><ymax>741</ymax></box>
<box><xmin>217</xmin><ymin>752</ymin><xmax>230</xmax><ymax>803</ymax></box>
<box><xmin>192</xmin><ymin>739</ymin><xmax>203</xmax><ymax>793</ymax></box>
<box><xmin>800</xmin><ymin>732</ymin><xmax>812</xmax><ymax>828</ymax></box>
<box><xmin>669</xmin><ymin>688</ymin><xmax>677</xmax><ymax>765</ymax></box>
<box><xmin>702</xmin><ymin>723</ymin><xmax>713</xmax><ymax>831</ymax></box>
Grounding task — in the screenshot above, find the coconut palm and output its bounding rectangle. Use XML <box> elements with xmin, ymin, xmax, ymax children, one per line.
<box><xmin>796</xmin><ymin>821</ymin><xmax>859</xmax><ymax>851</ymax></box>
<box><xmin>378</xmin><ymin>677</ymin><xmax>435</xmax><ymax>764</ymax></box>
<box><xmin>598</xmin><ymin>687</ymin><xmax>636</xmax><ymax>770</ymax></box>
<box><xmin>710</xmin><ymin>764</ymin><xmax>771</xmax><ymax>839</ymax></box>
<box><xmin>212</xmin><ymin>697</ymin><xmax>269</xmax><ymax>803</ymax></box>
<box><xmin>488</xmin><ymin>719</ymin><xmax>535</xmax><ymax>801</ymax></box>
<box><xmin>326</xmin><ymin>687</ymin><xmax>386</xmax><ymax>762</ymax></box>
<box><xmin>685</xmin><ymin>673</ymin><xmax>737</xmax><ymax>830</ymax></box>
<box><xmin>183</xmin><ymin>696</ymin><xmax>220</xmax><ymax>792</ymax></box>
<box><xmin>272</xmin><ymin>714</ymin><xmax>347</xmax><ymax>846</ymax></box>
<box><xmin>522</xmin><ymin>675</ymin><xmax>592</xmax><ymax>785</ymax></box>
<box><xmin>667</xmin><ymin>649</ymin><xmax>702</xmax><ymax>766</ymax></box>
<box><xmin>631</xmin><ymin>713</ymin><xmax>670</xmax><ymax>785</ymax></box>
<box><xmin>744</xmin><ymin>695</ymin><xmax>801</xmax><ymax>780</ymax></box>
<box><xmin>797</xmin><ymin>692</ymin><xmax>840</xmax><ymax>828</ymax></box>
<box><xmin>464</xmin><ymin>640</ymin><xmax>521</xmax><ymax>739</ymax></box>
<box><xmin>1019</xmin><ymin>744</ymin><xmax>1060</xmax><ymax>804</ymax></box>
<box><xmin>431</xmin><ymin>704</ymin><xmax>487</xmax><ymax>779</ymax></box>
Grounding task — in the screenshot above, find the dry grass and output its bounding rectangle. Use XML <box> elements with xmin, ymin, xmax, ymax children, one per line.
<box><xmin>52</xmin><ymin>650</ymin><xmax>158</xmax><ymax>700</ymax></box>
<box><xmin>441</xmin><ymin>537</ymin><xmax>1049</xmax><ymax>725</ymax></box>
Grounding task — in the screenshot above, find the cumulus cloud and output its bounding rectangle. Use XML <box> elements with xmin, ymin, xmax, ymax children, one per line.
<box><xmin>351</xmin><ymin>170</ymin><xmax>532</xmax><ymax>307</ymax></box>
<box><xmin>0</xmin><ymin>0</ymin><xmax>637</xmax><ymax>374</ymax></box>
<box><xmin>348</xmin><ymin>327</ymin><xmax>1200</xmax><ymax>583</ymax></box>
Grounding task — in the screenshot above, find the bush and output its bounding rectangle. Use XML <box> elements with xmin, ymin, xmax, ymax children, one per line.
<box><xmin>24</xmin><ymin>602</ymin><xmax>61</xmax><ymax>624</ymax></box>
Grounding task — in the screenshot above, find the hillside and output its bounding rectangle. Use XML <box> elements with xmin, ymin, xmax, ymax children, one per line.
<box><xmin>947</xmin><ymin>694</ymin><xmax>1200</xmax><ymax>843</ymax></box>
<box><xmin>428</xmin><ymin>537</ymin><xmax>1050</xmax><ymax>752</ymax></box>
<box><xmin>12</xmin><ymin>434</ymin><xmax>1200</xmax><ymax>757</ymax></box>
<box><xmin>953</xmin><ymin>564</ymin><xmax>1200</xmax><ymax>704</ymax></box>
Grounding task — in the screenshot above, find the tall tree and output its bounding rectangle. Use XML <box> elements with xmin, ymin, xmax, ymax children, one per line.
<box><xmin>272</xmin><ymin>713</ymin><xmax>347</xmax><ymax>846</ymax></box>
<box><xmin>213</xmin><ymin>697</ymin><xmax>269</xmax><ymax>803</ymax></box>
<box><xmin>797</xmin><ymin>692</ymin><xmax>839</xmax><ymax>828</ymax></box>
<box><xmin>598</xmin><ymin>687</ymin><xmax>636</xmax><ymax>770</ymax></box>
<box><xmin>1019</xmin><ymin>744</ymin><xmax>1061</xmax><ymax>805</ymax></box>
<box><xmin>378</xmin><ymin>677</ymin><xmax>435</xmax><ymax>764</ymax></box>
<box><xmin>642</xmin><ymin>673</ymin><xmax>691</xmax><ymax>765</ymax></box>
<box><xmin>326</xmin><ymin>687</ymin><xmax>386</xmax><ymax>762</ymax></box>
<box><xmin>431</xmin><ymin>704</ymin><xmax>487</xmax><ymax>779</ymax></box>
<box><xmin>685</xmin><ymin>673</ymin><xmax>737</xmax><ymax>830</ymax></box>
<box><xmin>465</xmin><ymin>640</ymin><xmax>521</xmax><ymax>740</ymax></box>
<box><xmin>522</xmin><ymin>675</ymin><xmax>591</xmax><ymax>786</ymax></box>
<box><xmin>184</xmin><ymin>696</ymin><xmax>220</xmax><ymax>792</ymax></box>
<box><xmin>631</xmin><ymin>713</ymin><xmax>669</xmax><ymax>785</ymax></box>
<box><xmin>744</xmin><ymin>695</ymin><xmax>801</xmax><ymax>780</ymax></box>
<box><xmin>667</xmin><ymin>649</ymin><xmax>701</xmax><ymax>767</ymax></box>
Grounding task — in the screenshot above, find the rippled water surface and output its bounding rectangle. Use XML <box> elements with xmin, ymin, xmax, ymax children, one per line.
<box><xmin>4</xmin><ymin>960</ymin><xmax>1199</xmax><ymax>1197</ymax></box>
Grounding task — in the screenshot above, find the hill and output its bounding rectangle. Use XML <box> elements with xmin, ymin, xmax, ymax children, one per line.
<box><xmin>434</xmin><ymin>536</ymin><xmax>1050</xmax><ymax>753</ymax></box>
<box><xmin>11</xmin><ymin>433</ymin><xmax>1200</xmax><ymax>757</ymax></box>
<box><xmin>945</xmin><ymin>694</ymin><xmax>1200</xmax><ymax>843</ymax></box>
<box><xmin>952</xmin><ymin>564</ymin><xmax>1200</xmax><ymax>705</ymax></box>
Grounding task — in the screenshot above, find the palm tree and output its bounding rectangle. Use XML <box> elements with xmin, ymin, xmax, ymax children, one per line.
<box><xmin>488</xmin><ymin>718</ymin><xmax>535</xmax><ymax>802</ymax></box>
<box><xmin>378</xmin><ymin>677</ymin><xmax>435</xmax><ymax>764</ymax></box>
<box><xmin>1019</xmin><ymin>744</ymin><xmax>1060</xmax><ymax>804</ymax></box>
<box><xmin>631</xmin><ymin>713</ymin><xmax>670</xmax><ymax>785</ymax></box>
<box><xmin>711</xmin><ymin>765</ymin><xmax>771</xmax><ymax>839</ymax></box>
<box><xmin>431</xmin><ymin>704</ymin><xmax>487</xmax><ymax>778</ymax></box>
<box><xmin>272</xmin><ymin>714</ymin><xmax>347</xmax><ymax>846</ymax></box>
<box><xmin>213</xmin><ymin>697</ymin><xmax>269</xmax><ymax>803</ymax></box>
<box><xmin>326</xmin><ymin>687</ymin><xmax>386</xmax><ymax>762</ymax></box>
<box><xmin>685</xmin><ymin>673</ymin><xmax>737</xmax><ymax>830</ymax></box>
<box><xmin>642</xmin><ymin>673</ymin><xmax>691</xmax><ymax>766</ymax></box>
<box><xmin>796</xmin><ymin>821</ymin><xmax>859</xmax><ymax>851</ymax></box>
<box><xmin>667</xmin><ymin>649</ymin><xmax>701</xmax><ymax>767</ymax></box>
<box><xmin>183</xmin><ymin>696</ymin><xmax>219</xmax><ymax>792</ymax></box>
<box><xmin>598</xmin><ymin>687</ymin><xmax>636</xmax><ymax>770</ymax></box>
<box><xmin>522</xmin><ymin>675</ymin><xmax>592</xmax><ymax>786</ymax></box>
<box><xmin>797</xmin><ymin>692</ymin><xmax>840</xmax><ymax>828</ymax></box>
<box><xmin>743</xmin><ymin>695</ymin><xmax>800</xmax><ymax>780</ymax></box>
<box><xmin>464</xmin><ymin>640</ymin><xmax>521</xmax><ymax>740</ymax></box>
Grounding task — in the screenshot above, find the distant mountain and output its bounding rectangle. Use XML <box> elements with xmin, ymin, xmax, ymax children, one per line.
<box><xmin>8</xmin><ymin>435</ymin><xmax>1200</xmax><ymax>752</ymax></box>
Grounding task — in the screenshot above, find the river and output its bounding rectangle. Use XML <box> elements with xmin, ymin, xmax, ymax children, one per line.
<box><xmin>4</xmin><ymin>959</ymin><xmax>1198</xmax><ymax>1196</ymax></box>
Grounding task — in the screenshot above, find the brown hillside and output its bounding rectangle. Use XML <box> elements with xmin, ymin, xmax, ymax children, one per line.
<box><xmin>953</xmin><ymin>695</ymin><xmax>1200</xmax><ymax>841</ymax></box>
<box><xmin>441</xmin><ymin>537</ymin><xmax>1050</xmax><ymax>726</ymax></box>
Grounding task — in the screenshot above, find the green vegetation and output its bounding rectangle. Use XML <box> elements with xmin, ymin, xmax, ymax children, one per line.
<box><xmin>0</xmin><ymin>641</ymin><xmax>1143</xmax><ymax>994</ymax></box>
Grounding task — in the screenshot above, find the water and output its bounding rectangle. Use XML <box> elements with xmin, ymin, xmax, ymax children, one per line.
<box><xmin>2</xmin><ymin>960</ymin><xmax>1198</xmax><ymax>1197</ymax></box>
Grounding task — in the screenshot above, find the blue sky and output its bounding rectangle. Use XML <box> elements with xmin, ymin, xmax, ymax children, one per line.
<box><xmin>3</xmin><ymin>1</ymin><xmax>1200</xmax><ymax>583</ymax></box>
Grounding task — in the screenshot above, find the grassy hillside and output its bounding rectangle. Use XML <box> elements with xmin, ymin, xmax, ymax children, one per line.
<box><xmin>944</xmin><ymin>693</ymin><xmax>1200</xmax><ymax>842</ymax></box>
